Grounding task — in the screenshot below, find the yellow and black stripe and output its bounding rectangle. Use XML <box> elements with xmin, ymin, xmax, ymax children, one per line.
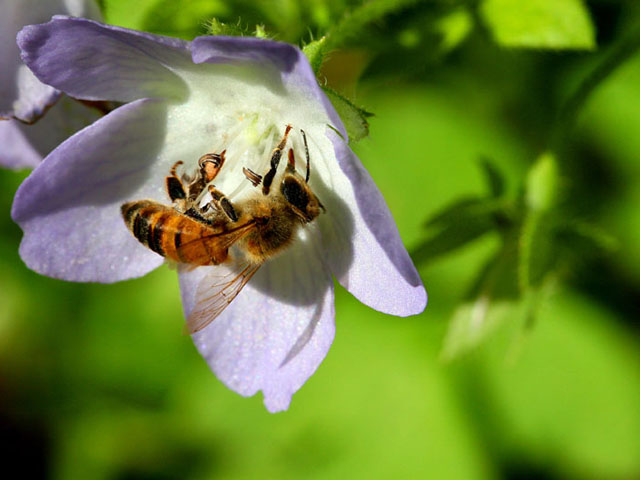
<box><xmin>121</xmin><ymin>200</ymin><xmax>220</xmax><ymax>265</ymax></box>
<box><xmin>121</xmin><ymin>201</ymin><xmax>255</xmax><ymax>266</ymax></box>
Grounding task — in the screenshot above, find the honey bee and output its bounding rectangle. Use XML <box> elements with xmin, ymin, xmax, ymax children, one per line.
<box><xmin>121</xmin><ymin>125</ymin><xmax>325</xmax><ymax>333</ymax></box>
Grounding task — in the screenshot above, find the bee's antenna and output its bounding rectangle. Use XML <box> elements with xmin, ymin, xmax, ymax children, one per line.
<box><xmin>301</xmin><ymin>129</ymin><xmax>310</xmax><ymax>182</ymax></box>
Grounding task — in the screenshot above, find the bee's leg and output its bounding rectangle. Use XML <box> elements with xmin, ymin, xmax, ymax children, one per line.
<box><xmin>186</xmin><ymin>150</ymin><xmax>227</xmax><ymax>202</ymax></box>
<box><xmin>242</xmin><ymin>167</ymin><xmax>262</xmax><ymax>187</ymax></box>
<box><xmin>262</xmin><ymin>124</ymin><xmax>292</xmax><ymax>195</ymax></box>
<box><xmin>207</xmin><ymin>185</ymin><xmax>239</xmax><ymax>222</ymax></box>
<box><xmin>166</xmin><ymin>161</ymin><xmax>188</xmax><ymax>209</ymax></box>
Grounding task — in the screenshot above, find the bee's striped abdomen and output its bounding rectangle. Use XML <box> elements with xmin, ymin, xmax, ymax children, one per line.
<box><xmin>122</xmin><ymin>201</ymin><xmax>171</xmax><ymax>256</ymax></box>
<box><xmin>121</xmin><ymin>200</ymin><xmax>230</xmax><ymax>265</ymax></box>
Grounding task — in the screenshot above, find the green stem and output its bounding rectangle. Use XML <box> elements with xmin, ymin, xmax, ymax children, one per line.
<box><xmin>517</xmin><ymin>210</ymin><xmax>539</xmax><ymax>294</ymax></box>
<box><xmin>552</xmin><ymin>23</ymin><xmax>640</xmax><ymax>149</ymax></box>
<box><xmin>323</xmin><ymin>0</ymin><xmax>425</xmax><ymax>51</ymax></box>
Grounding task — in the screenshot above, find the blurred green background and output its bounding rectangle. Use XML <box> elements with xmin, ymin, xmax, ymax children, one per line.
<box><xmin>1</xmin><ymin>0</ymin><xmax>640</xmax><ymax>479</ymax></box>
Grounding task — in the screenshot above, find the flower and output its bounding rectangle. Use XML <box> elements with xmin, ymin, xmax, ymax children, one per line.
<box><xmin>13</xmin><ymin>16</ymin><xmax>427</xmax><ymax>412</ymax></box>
<box><xmin>0</xmin><ymin>0</ymin><xmax>101</xmax><ymax>169</ymax></box>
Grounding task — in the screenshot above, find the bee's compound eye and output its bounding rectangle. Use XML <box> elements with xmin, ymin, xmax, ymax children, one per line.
<box><xmin>281</xmin><ymin>177</ymin><xmax>309</xmax><ymax>211</ymax></box>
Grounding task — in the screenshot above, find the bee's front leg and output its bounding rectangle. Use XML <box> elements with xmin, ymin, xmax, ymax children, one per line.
<box><xmin>166</xmin><ymin>161</ymin><xmax>188</xmax><ymax>211</ymax></box>
<box><xmin>207</xmin><ymin>185</ymin><xmax>239</xmax><ymax>222</ymax></box>
<box><xmin>262</xmin><ymin>124</ymin><xmax>292</xmax><ymax>195</ymax></box>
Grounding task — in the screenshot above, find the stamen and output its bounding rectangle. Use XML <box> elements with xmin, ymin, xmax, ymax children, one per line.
<box><xmin>192</xmin><ymin>121</ymin><xmax>306</xmax><ymax>208</ymax></box>
<box><xmin>301</xmin><ymin>129</ymin><xmax>310</xmax><ymax>182</ymax></box>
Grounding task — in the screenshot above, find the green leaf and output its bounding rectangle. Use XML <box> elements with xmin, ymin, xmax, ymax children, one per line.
<box><xmin>322</xmin><ymin>87</ymin><xmax>373</xmax><ymax>143</ymax></box>
<box><xmin>412</xmin><ymin>197</ymin><xmax>508</xmax><ymax>265</ymax></box>
<box><xmin>412</xmin><ymin>221</ymin><xmax>494</xmax><ymax>266</ymax></box>
<box><xmin>480</xmin><ymin>0</ymin><xmax>596</xmax><ymax>50</ymax></box>
<box><xmin>302</xmin><ymin>36</ymin><xmax>328</xmax><ymax>74</ymax></box>
<box><xmin>478</xmin><ymin>158</ymin><xmax>506</xmax><ymax>198</ymax></box>
<box><xmin>442</xmin><ymin>297</ymin><xmax>524</xmax><ymax>361</ymax></box>
<box><xmin>434</xmin><ymin>6</ymin><xmax>473</xmax><ymax>53</ymax></box>
<box><xmin>426</xmin><ymin>197</ymin><xmax>509</xmax><ymax>230</ymax></box>
<box><xmin>556</xmin><ymin>221</ymin><xmax>619</xmax><ymax>259</ymax></box>
<box><xmin>441</xmin><ymin>239</ymin><xmax>522</xmax><ymax>359</ymax></box>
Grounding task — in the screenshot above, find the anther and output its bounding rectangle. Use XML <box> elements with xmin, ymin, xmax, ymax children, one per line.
<box><xmin>243</xmin><ymin>167</ymin><xmax>263</xmax><ymax>187</ymax></box>
<box><xmin>198</xmin><ymin>150</ymin><xmax>226</xmax><ymax>183</ymax></box>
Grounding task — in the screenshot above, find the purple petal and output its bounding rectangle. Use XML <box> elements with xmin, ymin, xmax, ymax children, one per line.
<box><xmin>190</xmin><ymin>36</ymin><xmax>347</xmax><ymax>138</ymax></box>
<box><xmin>1</xmin><ymin>0</ymin><xmax>99</xmax><ymax>122</ymax></box>
<box><xmin>17</xmin><ymin>16</ymin><xmax>191</xmax><ymax>103</ymax></box>
<box><xmin>191</xmin><ymin>35</ymin><xmax>300</xmax><ymax>71</ymax></box>
<box><xmin>4</xmin><ymin>65</ymin><xmax>60</xmax><ymax>123</ymax></box>
<box><xmin>180</xmin><ymin>234</ymin><xmax>334</xmax><ymax>413</ymax></box>
<box><xmin>0</xmin><ymin>119</ymin><xmax>41</xmax><ymax>169</ymax></box>
<box><xmin>11</xmin><ymin>98</ymin><xmax>169</xmax><ymax>282</ymax></box>
<box><xmin>0</xmin><ymin>0</ymin><xmax>59</xmax><ymax>122</ymax></box>
<box><xmin>0</xmin><ymin>96</ymin><xmax>102</xmax><ymax>169</ymax></box>
<box><xmin>320</xmin><ymin>130</ymin><xmax>427</xmax><ymax>316</ymax></box>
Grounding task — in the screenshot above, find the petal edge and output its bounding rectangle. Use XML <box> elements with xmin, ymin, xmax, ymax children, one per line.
<box><xmin>18</xmin><ymin>16</ymin><xmax>191</xmax><ymax>103</ymax></box>
<box><xmin>321</xmin><ymin>130</ymin><xmax>427</xmax><ymax>316</ymax></box>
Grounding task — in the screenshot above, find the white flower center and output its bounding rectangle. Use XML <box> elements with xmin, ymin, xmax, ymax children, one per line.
<box><xmin>158</xmin><ymin>61</ymin><xmax>337</xmax><ymax>207</ymax></box>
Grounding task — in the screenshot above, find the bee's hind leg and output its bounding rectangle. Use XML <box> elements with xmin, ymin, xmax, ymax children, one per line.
<box><xmin>207</xmin><ymin>184</ymin><xmax>239</xmax><ymax>222</ymax></box>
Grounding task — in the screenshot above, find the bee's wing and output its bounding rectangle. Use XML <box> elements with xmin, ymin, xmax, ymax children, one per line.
<box><xmin>185</xmin><ymin>260</ymin><xmax>262</xmax><ymax>334</ymax></box>
<box><xmin>175</xmin><ymin>219</ymin><xmax>257</xmax><ymax>265</ymax></box>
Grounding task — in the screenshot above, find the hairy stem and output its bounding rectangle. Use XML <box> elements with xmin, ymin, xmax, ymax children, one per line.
<box><xmin>552</xmin><ymin>21</ymin><xmax>640</xmax><ymax>148</ymax></box>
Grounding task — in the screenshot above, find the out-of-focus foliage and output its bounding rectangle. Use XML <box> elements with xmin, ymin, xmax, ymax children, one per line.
<box><xmin>2</xmin><ymin>0</ymin><xmax>640</xmax><ymax>479</ymax></box>
<box><xmin>480</xmin><ymin>0</ymin><xmax>596</xmax><ymax>50</ymax></box>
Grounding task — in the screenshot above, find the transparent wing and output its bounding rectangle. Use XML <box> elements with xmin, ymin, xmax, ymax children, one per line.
<box><xmin>185</xmin><ymin>260</ymin><xmax>262</xmax><ymax>334</ymax></box>
<box><xmin>175</xmin><ymin>219</ymin><xmax>257</xmax><ymax>265</ymax></box>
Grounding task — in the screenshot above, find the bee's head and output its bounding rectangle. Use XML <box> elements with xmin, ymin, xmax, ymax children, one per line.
<box><xmin>278</xmin><ymin>130</ymin><xmax>325</xmax><ymax>223</ymax></box>
<box><xmin>280</xmin><ymin>174</ymin><xmax>324</xmax><ymax>223</ymax></box>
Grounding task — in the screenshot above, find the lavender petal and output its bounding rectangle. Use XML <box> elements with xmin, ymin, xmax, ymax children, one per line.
<box><xmin>18</xmin><ymin>16</ymin><xmax>191</xmax><ymax>103</ymax></box>
<box><xmin>320</xmin><ymin>130</ymin><xmax>427</xmax><ymax>316</ymax></box>
<box><xmin>11</xmin><ymin>98</ymin><xmax>170</xmax><ymax>282</ymax></box>
<box><xmin>1</xmin><ymin>0</ymin><xmax>100</xmax><ymax>122</ymax></box>
<box><xmin>0</xmin><ymin>96</ymin><xmax>102</xmax><ymax>169</ymax></box>
<box><xmin>180</xmin><ymin>232</ymin><xmax>335</xmax><ymax>413</ymax></box>
<box><xmin>0</xmin><ymin>119</ymin><xmax>41</xmax><ymax>169</ymax></box>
